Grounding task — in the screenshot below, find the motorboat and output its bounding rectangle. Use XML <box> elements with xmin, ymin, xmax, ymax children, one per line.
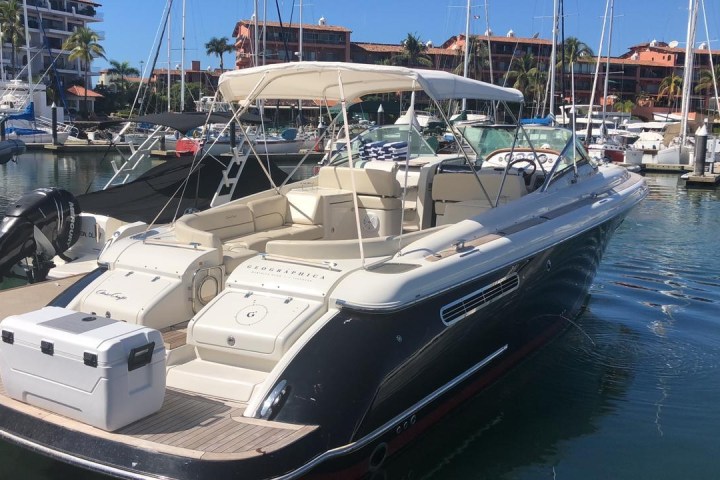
<box><xmin>0</xmin><ymin>62</ymin><xmax>647</xmax><ymax>479</ymax></box>
<box><xmin>395</xmin><ymin>109</ymin><xmax>443</xmax><ymax>129</ymax></box>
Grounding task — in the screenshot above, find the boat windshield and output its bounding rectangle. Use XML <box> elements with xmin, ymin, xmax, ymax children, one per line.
<box><xmin>459</xmin><ymin>124</ymin><xmax>574</xmax><ymax>162</ymax></box>
<box><xmin>328</xmin><ymin>124</ymin><xmax>438</xmax><ymax>166</ymax></box>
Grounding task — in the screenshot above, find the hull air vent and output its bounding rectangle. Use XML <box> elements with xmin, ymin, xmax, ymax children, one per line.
<box><xmin>441</xmin><ymin>274</ymin><xmax>520</xmax><ymax>326</ymax></box>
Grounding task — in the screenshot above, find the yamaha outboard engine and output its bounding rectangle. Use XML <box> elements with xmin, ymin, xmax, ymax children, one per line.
<box><xmin>0</xmin><ymin>188</ymin><xmax>81</xmax><ymax>283</ymax></box>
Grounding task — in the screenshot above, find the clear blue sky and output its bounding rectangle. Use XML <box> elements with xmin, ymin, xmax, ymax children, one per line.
<box><xmin>95</xmin><ymin>0</ymin><xmax>720</xmax><ymax>75</ymax></box>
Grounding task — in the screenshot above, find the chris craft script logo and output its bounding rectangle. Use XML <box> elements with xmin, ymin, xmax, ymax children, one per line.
<box><xmin>95</xmin><ymin>289</ymin><xmax>128</xmax><ymax>301</ymax></box>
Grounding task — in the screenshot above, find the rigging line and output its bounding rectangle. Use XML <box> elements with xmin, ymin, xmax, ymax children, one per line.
<box><xmin>129</xmin><ymin>0</ymin><xmax>173</xmax><ymax>119</ymax></box>
<box><xmin>274</xmin><ymin>0</ymin><xmax>292</xmax><ymax>62</ymax></box>
<box><xmin>700</xmin><ymin>0</ymin><xmax>720</xmax><ymax>115</ymax></box>
<box><xmin>32</xmin><ymin>3</ymin><xmax>67</xmax><ymax>111</ymax></box>
<box><xmin>585</xmin><ymin>0</ymin><xmax>610</xmax><ymax>146</ymax></box>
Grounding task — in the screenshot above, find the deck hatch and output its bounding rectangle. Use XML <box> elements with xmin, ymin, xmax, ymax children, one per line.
<box><xmin>440</xmin><ymin>274</ymin><xmax>519</xmax><ymax>325</ymax></box>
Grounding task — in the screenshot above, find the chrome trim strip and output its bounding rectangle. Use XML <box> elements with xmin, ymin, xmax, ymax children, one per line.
<box><xmin>0</xmin><ymin>429</ymin><xmax>154</xmax><ymax>480</ymax></box>
<box><xmin>275</xmin><ymin>344</ymin><xmax>509</xmax><ymax>479</ymax></box>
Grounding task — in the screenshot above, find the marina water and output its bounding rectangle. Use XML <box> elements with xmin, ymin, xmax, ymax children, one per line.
<box><xmin>1</xmin><ymin>151</ymin><xmax>719</xmax><ymax>479</ymax></box>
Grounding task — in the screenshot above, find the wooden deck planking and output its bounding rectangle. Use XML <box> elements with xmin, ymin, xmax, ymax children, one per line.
<box><xmin>0</xmin><ymin>375</ymin><xmax>315</xmax><ymax>458</ymax></box>
<box><xmin>160</xmin><ymin>325</ymin><xmax>188</xmax><ymax>350</ymax></box>
<box><xmin>150</xmin><ymin>406</ymin><xmax>244</xmax><ymax>447</ymax></box>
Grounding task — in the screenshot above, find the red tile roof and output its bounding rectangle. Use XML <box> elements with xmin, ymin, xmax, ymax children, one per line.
<box><xmin>66</xmin><ymin>86</ymin><xmax>104</xmax><ymax>98</ymax></box>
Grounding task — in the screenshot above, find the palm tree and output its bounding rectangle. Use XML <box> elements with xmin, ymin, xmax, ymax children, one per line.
<box><xmin>107</xmin><ymin>60</ymin><xmax>139</xmax><ymax>92</ymax></box>
<box><xmin>558</xmin><ymin>36</ymin><xmax>594</xmax><ymax>67</ymax></box>
<box><xmin>694</xmin><ymin>64</ymin><xmax>720</xmax><ymax>95</ymax></box>
<box><xmin>205</xmin><ymin>37</ymin><xmax>233</xmax><ymax>71</ymax></box>
<box><xmin>63</xmin><ymin>27</ymin><xmax>106</xmax><ymax>117</ymax></box>
<box><xmin>387</xmin><ymin>33</ymin><xmax>433</xmax><ymax>68</ymax></box>
<box><xmin>452</xmin><ymin>35</ymin><xmax>488</xmax><ymax>80</ymax></box>
<box><xmin>657</xmin><ymin>73</ymin><xmax>683</xmax><ymax>107</ymax></box>
<box><xmin>505</xmin><ymin>53</ymin><xmax>542</xmax><ymax>101</ymax></box>
<box><xmin>0</xmin><ymin>0</ymin><xmax>25</xmax><ymax>76</ymax></box>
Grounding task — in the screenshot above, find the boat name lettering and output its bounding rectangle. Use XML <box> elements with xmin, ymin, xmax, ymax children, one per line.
<box><xmin>246</xmin><ymin>265</ymin><xmax>325</xmax><ymax>280</ymax></box>
<box><xmin>95</xmin><ymin>289</ymin><xmax>127</xmax><ymax>301</ymax></box>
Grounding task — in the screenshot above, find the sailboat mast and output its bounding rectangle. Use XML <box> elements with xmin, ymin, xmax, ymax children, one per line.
<box><xmin>167</xmin><ymin>11</ymin><xmax>172</xmax><ymax>112</ymax></box>
<box><xmin>548</xmin><ymin>0</ymin><xmax>559</xmax><ymax>120</ymax></box>
<box><xmin>461</xmin><ymin>0</ymin><xmax>470</xmax><ymax>111</ymax></box>
<box><xmin>22</xmin><ymin>0</ymin><xmax>32</xmax><ymax>85</ymax></box>
<box><xmin>298</xmin><ymin>0</ymin><xmax>303</xmax><ymax>123</ymax></box>
<box><xmin>600</xmin><ymin>0</ymin><xmax>615</xmax><ymax>137</ymax></box>
<box><xmin>180</xmin><ymin>0</ymin><xmax>186</xmax><ymax>111</ymax></box>
<box><xmin>585</xmin><ymin>0</ymin><xmax>610</xmax><ymax>144</ymax></box>
<box><xmin>0</xmin><ymin>22</ymin><xmax>5</xmax><ymax>80</ymax></box>
<box><xmin>680</xmin><ymin>0</ymin><xmax>699</xmax><ymax>146</ymax></box>
<box><xmin>263</xmin><ymin>0</ymin><xmax>267</xmax><ymax>66</ymax></box>
<box><xmin>253</xmin><ymin>0</ymin><xmax>259</xmax><ymax>66</ymax></box>
<box><xmin>700</xmin><ymin>0</ymin><xmax>720</xmax><ymax>115</ymax></box>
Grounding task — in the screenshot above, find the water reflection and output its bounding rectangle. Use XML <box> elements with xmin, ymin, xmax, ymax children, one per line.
<box><xmin>377</xmin><ymin>313</ymin><xmax>636</xmax><ymax>480</ymax></box>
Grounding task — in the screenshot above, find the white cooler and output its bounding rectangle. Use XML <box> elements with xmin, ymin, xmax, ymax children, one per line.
<box><xmin>0</xmin><ymin>306</ymin><xmax>166</xmax><ymax>431</ymax></box>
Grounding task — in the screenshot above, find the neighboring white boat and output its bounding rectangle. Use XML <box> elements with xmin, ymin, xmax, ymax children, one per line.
<box><xmin>0</xmin><ymin>62</ymin><xmax>647</xmax><ymax>480</ymax></box>
<box><xmin>395</xmin><ymin>109</ymin><xmax>443</xmax><ymax>128</ymax></box>
<box><xmin>0</xmin><ymin>112</ymin><xmax>289</xmax><ymax>284</ymax></box>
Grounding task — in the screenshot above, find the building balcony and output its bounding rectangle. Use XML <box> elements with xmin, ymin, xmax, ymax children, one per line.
<box><xmin>25</xmin><ymin>0</ymin><xmax>103</xmax><ymax>21</ymax></box>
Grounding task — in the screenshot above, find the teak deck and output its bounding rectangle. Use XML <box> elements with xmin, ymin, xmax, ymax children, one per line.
<box><xmin>0</xmin><ymin>376</ymin><xmax>315</xmax><ymax>459</ymax></box>
<box><xmin>0</xmin><ymin>277</ymin><xmax>316</xmax><ymax>460</ymax></box>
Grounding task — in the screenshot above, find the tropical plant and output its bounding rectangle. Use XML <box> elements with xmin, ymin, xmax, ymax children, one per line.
<box><xmin>205</xmin><ymin>36</ymin><xmax>233</xmax><ymax>71</ymax></box>
<box><xmin>657</xmin><ymin>73</ymin><xmax>683</xmax><ymax>107</ymax></box>
<box><xmin>505</xmin><ymin>53</ymin><xmax>544</xmax><ymax>101</ymax></box>
<box><xmin>452</xmin><ymin>35</ymin><xmax>488</xmax><ymax>81</ymax></box>
<box><xmin>558</xmin><ymin>36</ymin><xmax>594</xmax><ymax>67</ymax></box>
<box><xmin>694</xmin><ymin>64</ymin><xmax>720</xmax><ymax>95</ymax></box>
<box><xmin>387</xmin><ymin>33</ymin><xmax>433</xmax><ymax>68</ymax></box>
<box><xmin>614</xmin><ymin>99</ymin><xmax>635</xmax><ymax>113</ymax></box>
<box><xmin>0</xmin><ymin>0</ymin><xmax>25</xmax><ymax>76</ymax></box>
<box><xmin>107</xmin><ymin>60</ymin><xmax>139</xmax><ymax>92</ymax></box>
<box><xmin>63</xmin><ymin>27</ymin><xmax>106</xmax><ymax>117</ymax></box>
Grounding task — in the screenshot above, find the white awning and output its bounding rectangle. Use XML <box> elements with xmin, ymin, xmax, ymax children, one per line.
<box><xmin>218</xmin><ymin>62</ymin><xmax>524</xmax><ymax>105</ymax></box>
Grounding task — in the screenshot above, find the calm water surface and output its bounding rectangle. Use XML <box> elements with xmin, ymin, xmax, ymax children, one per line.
<box><xmin>0</xmin><ymin>152</ymin><xmax>719</xmax><ymax>479</ymax></box>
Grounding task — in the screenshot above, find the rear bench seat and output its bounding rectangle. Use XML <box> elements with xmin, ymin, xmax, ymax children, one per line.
<box><xmin>174</xmin><ymin>193</ymin><xmax>325</xmax><ymax>272</ymax></box>
<box><xmin>174</xmin><ymin>203</ymin><xmax>258</xmax><ymax>272</ymax></box>
<box><xmin>225</xmin><ymin>194</ymin><xmax>324</xmax><ymax>251</ymax></box>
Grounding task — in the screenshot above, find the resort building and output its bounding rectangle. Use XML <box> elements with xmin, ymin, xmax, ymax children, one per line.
<box><xmin>230</xmin><ymin>19</ymin><xmax>720</xmax><ymax>120</ymax></box>
<box><xmin>0</xmin><ymin>0</ymin><xmax>103</xmax><ymax>116</ymax></box>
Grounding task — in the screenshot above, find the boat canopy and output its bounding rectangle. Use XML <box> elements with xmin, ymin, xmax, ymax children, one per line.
<box><xmin>218</xmin><ymin>62</ymin><xmax>524</xmax><ymax>105</ymax></box>
<box><xmin>98</xmin><ymin>111</ymin><xmax>262</xmax><ymax>132</ymax></box>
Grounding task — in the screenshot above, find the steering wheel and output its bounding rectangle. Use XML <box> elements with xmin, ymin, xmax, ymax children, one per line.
<box><xmin>507</xmin><ymin>157</ymin><xmax>537</xmax><ymax>178</ymax></box>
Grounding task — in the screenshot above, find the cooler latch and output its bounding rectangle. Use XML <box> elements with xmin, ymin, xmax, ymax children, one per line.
<box><xmin>41</xmin><ymin>340</ymin><xmax>54</xmax><ymax>356</ymax></box>
<box><xmin>1</xmin><ymin>330</ymin><xmax>13</xmax><ymax>344</ymax></box>
<box><xmin>84</xmin><ymin>352</ymin><xmax>98</xmax><ymax>368</ymax></box>
<box><xmin>128</xmin><ymin>342</ymin><xmax>155</xmax><ymax>371</ymax></box>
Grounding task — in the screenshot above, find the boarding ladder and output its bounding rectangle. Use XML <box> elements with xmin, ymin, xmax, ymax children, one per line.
<box><xmin>103</xmin><ymin>123</ymin><xmax>173</xmax><ymax>189</ymax></box>
<box><xmin>210</xmin><ymin>139</ymin><xmax>252</xmax><ymax>207</ymax></box>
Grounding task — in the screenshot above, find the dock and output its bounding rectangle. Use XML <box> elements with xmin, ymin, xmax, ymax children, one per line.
<box><xmin>681</xmin><ymin>172</ymin><xmax>720</xmax><ymax>187</ymax></box>
<box><xmin>25</xmin><ymin>141</ymin><xmax>132</xmax><ymax>153</ymax></box>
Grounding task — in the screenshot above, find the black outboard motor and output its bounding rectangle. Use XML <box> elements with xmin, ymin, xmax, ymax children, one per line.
<box><xmin>0</xmin><ymin>188</ymin><xmax>81</xmax><ymax>283</ymax></box>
